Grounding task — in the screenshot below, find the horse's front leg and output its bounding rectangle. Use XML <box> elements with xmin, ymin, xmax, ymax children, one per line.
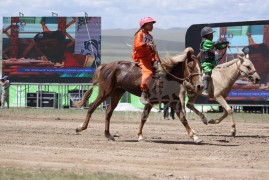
<box><xmin>178</xmin><ymin>85</ymin><xmax>186</xmax><ymax>116</ymax></box>
<box><xmin>209</xmin><ymin>96</ymin><xmax>236</xmax><ymax>137</ymax></box>
<box><xmin>172</xmin><ymin>103</ymin><xmax>202</xmax><ymax>143</ymax></box>
<box><xmin>186</xmin><ymin>92</ymin><xmax>208</xmax><ymax>125</ymax></box>
<box><xmin>137</xmin><ymin>104</ymin><xmax>153</xmax><ymax>142</ymax></box>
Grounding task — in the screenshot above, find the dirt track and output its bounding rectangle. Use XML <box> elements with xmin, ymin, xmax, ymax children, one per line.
<box><xmin>0</xmin><ymin>108</ymin><xmax>269</xmax><ymax>179</ymax></box>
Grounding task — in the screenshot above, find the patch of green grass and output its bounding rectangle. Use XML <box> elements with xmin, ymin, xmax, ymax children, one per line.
<box><xmin>0</xmin><ymin>167</ymin><xmax>139</xmax><ymax>180</ymax></box>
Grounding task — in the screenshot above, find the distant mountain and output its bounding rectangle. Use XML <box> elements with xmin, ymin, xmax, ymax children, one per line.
<box><xmin>101</xmin><ymin>28</ymin><xmax>186</xmax><ymax>62</ymax></box>
<box><xmin>102</xmin><ymin>27</ymin><xmax>186</xmax><ymax>42</ymax></box>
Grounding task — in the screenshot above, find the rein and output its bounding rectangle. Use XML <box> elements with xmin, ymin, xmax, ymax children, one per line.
<box><xmin>216</xmin><ymin>46</ymin><xmax>230</xmax><ymax>64</ymax></box>
<box><xmin>156</xmin><ymin>56</ymin><xmax>189</xmax><ymax>81</ymax></box>
<box><xmin>155</xmin><ymin>51</ymin><xmax>201</xmax><ymax>82</ymax></box>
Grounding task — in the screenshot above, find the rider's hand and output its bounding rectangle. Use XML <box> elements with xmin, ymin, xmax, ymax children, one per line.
<box><xmin>215</xmin><ymin>39</ymin><xmax>229</xmax><ymax>48</ymax></box>
<box><xmin>147</xmin><ymin>42</ymin><xmax>155</xmax><ymax>50</ymax></box>
<box><xmin>215</xmin><ymin>39</ymin><xmax>229</xmax><ymax>45</ymax></box>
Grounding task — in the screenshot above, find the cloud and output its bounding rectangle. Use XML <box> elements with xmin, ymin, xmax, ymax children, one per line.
<box><xmin>0</xmin><ymin>0</ymin><xmax>269</xmax><ymax>29</ymax></box>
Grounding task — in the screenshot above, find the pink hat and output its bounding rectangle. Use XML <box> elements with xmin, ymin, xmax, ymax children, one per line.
<box><xmin>139</xmin><ymin>17</ymin><xmax>156</xmax><ymax>27</ymax></box>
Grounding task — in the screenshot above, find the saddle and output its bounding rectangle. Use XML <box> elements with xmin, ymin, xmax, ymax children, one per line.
<box><xmin>135</xmin><ymin>61</ymin><xmax>164</xmax><ymax>95</ymax></box>
<box><xmin>151</xmin><ymin>61</ymin><xmax>164</xmax><ymax>95</ymax></box>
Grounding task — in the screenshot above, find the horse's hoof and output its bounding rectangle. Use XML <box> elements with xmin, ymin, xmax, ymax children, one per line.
<box><xmin>231</xmin><ymin>131</ymin><xmax>236</xmax><ymax>137</ymax></box>
<box><xmin>193</xmin><ymin>136</ymin><xmax>203</xmax><ymax>144</ymax></box>
<box><xmin>202</xmin><ymin>119</ymin><xmax>208</xmax><ymax>125</ymax></box>
<box><xmin>107</xmin><ymin>135</ymin><xmax>115</xmax><ymax>141</ymax></box>
<box><xmin>75</xmin><ymin>128</ymin><xmax>81</xmax><ymax>133</ymax></box>
<box><xmin>138</xmin><ymin>134</ymin><xmax>145</xmax><ymax>142</ymax></box>
<box><xmin>208</xmin><ymin>119</ymin><xmax>215</xmax><ymax>124</ymax></box>
<box><xmin>138</xmin><ymin>139</ymin><xmax>146</xmax><ymax>143</ymax></box>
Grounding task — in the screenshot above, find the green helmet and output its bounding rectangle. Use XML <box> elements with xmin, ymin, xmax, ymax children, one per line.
<box><xmin>201</xmin><ymin>27</ymin><xmax>215</xmax><ymax>37</ymax></box>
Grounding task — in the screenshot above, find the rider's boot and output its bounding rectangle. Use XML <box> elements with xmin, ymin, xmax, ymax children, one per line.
<box><xmin>202</xmin><ymin>74</ymin><xmax>210</xmax><ymax>96</ymax></box>
<box><xmin>140</xmin><ymin>91</ymin><xmax>149</xmax><ymax>105</ymax></box>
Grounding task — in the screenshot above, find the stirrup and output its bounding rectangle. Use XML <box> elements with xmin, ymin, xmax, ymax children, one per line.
<box><xmin>202</xmin><ymin>89</ymin><xmax>208</xmax><ymax>96</ymax></box>
<box><xmin>140</xmin><ymin>91</ymin><xmax>149</xmax><ymax>105</ymax></box>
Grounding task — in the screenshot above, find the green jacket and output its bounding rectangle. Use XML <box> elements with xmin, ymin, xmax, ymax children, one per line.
<box><xmin>200</xmin><ymin>39</ymin><xmax>228</xmax><ymax>74</ymax></box>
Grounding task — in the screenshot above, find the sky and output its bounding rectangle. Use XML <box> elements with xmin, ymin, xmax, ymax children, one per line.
<box><xmin>0</xmin><ymin>0</ymin><xmax>268</xmax><ymax>30</ymax></box>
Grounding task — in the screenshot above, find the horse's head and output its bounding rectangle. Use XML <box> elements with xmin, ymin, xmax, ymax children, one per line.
<box><xmin>162</xmin><ymin>47</ymin><xmax>203</xmax><ymax>92</ymax></box>
<box><xmin>183</xmin><ymin>48</ymin><xmax>204</xmax><ymax>93</ymax></box>
<box><xmin>237</xmin><ymin>51</ymin><xmax>261</xmax><ymax>84</ymax></box>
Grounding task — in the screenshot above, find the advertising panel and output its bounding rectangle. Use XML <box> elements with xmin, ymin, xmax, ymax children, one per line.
<box><xmin>186</xmin><ymin>20</ymin><xmax>269</xmax><ymax>104</ymax></box>
<box><xmin>2</xmin><ymin>16</ymin><xmax>101</xmax><ymax>83</ymax></box>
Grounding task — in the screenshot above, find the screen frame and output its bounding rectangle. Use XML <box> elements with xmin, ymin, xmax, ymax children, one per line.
<box><xmin>186</xmin><ymin>20</ymin><xmax>269</xmax><ymax>105</ymax></box>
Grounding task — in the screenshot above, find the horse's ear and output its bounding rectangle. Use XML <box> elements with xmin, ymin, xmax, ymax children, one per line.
<box><xmin>238</xmin><ymin>55</ymin><xmax>244</xmax><ymax>62</ymax></box>
<box><xmin>184</xmin><ymin>47</ymin><xmax>194</xmax><ymax>55</ymax></box>
<box><xmin>237</xmin><ymin>49</ymin><xmax>245</xmax><ymax>57</ymax></box>
<box><xmin>185</xmin><ymin>47</ymin><xmax>194</xmax><ymax>60</ymax></box>
<box><xmin>237</xmin><ymin>49</ymin><xmax>245</xmax><ymax>62</ymax></box>
<box><xmin>246</xmin><ymin>54</ymin><xmax>249</xmax><ymax>59</ymax></box>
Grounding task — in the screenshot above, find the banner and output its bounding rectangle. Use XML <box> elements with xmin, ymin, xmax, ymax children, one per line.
<box><xmin>2</xmin><ymin>16</ymin><xmax>101</xmax><ymax>83</ymax></box>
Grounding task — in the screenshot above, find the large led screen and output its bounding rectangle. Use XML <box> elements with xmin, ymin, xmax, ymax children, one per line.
<box><xmin>186</xmin><ymin>20</ymin><xmax>269</xmax><ymax>105</ymax></box>
<box><xmin>2</xmin><ymin>16</ymin><xmax>101</xmax><ymax>83</ymax></box>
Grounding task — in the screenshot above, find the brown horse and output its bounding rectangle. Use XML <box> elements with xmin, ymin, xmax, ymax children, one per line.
<box><xmin>74</xmin><ymin>47</ymin><xmax>204</xmax><ymax>143</ymax></box>
<box><xmin>185</xmin><ymin>51</ymin><xmax>260</xmax><ymax>137</ymax></box>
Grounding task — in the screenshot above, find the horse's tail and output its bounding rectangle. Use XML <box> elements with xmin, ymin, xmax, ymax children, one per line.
<box><xmin>73</xmin><ymin>64</ymin><xmax>106</xmax><ymax>108</ymax></box>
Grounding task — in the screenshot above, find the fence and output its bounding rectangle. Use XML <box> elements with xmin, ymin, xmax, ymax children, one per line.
<box><xmin>8</xmin><ymin>83</ymin><xmax>93</xmax><ymax>109</ymax></box>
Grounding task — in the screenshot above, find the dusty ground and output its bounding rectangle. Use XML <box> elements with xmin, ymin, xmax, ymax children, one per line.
<box><xmin>0</xmin><ymin>108</ymin><xmax>269</xmax><ymax>179</ymax></box>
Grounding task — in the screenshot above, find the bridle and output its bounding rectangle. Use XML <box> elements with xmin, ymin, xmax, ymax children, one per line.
<box><xmin>235</xmin><ymin>58</ymin><xmax>256</xmax><ymax>76</ymax></box>
<box><xmin>151</xmin><ymin>43</ymin><xmax>202</xmax><ymax>90</ymax></box>
<box><xmin>156</xmin><ymin>54</ymin><xmax>202</xmax><ymax>83</ymax></box>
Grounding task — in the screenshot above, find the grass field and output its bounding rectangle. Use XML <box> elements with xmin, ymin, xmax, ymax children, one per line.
<box><xmin>0</xmin><ymin>167</ymin><xmax>139</xmax><ymax>180</ymax></box>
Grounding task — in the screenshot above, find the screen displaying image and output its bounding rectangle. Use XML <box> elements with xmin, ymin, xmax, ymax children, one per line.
<box><xmin>186</xmin><ymin>21</ymin><xmax>269</xmax><ymax>104</ymax></box>
<box><xmin>2</xmin><ymin>16</ymin><xmax>101</xmax><ymax>83</ymax></box>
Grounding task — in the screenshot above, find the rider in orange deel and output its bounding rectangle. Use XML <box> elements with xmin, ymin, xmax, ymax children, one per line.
<box><xmin>132</xmin><ymin>17</ymin><xmax>158</xmax><ymax>105</ymax></box>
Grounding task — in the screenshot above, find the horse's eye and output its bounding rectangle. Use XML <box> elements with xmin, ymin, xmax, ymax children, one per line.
<box><xmin>246</xmin><ymin>66</ymin><xmax>251</xmax><ymax>70</ymax></box>
<box><xmin>189</xmin><ymin>66</ymin><xmax>194</xmax><ymax>71</ymax></box>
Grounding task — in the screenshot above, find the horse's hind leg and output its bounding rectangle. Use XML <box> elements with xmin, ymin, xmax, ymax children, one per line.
<box><xmin>76</xmin><ymin>90</ymin><xmax>111</xmax><ymax>133</ymax></box>
<box><xmin>209</xmin><ymin>96</ymin><xmax>236</xmax><ymax>137</ymax></box>
<box><xmin>137</xmin><ymin>104</ymin><xmax>153</xmax><ymax>142</ymax></box>
<box><xmin>172</xmin><ymin>102</ymin><xmax>202</xmax><ymax>143</ymax></box>
<box><xmin>104</xmin><ymin>89</ymin><xmax>125</xmax><ymax>141</ymax></box>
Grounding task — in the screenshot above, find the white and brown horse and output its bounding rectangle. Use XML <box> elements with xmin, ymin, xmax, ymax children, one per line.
<box><xmin>74</xmin><ymin>47</ymin><xmax>204</xmax><ymax>143</ymax></box>
<box><xmin>184</xmin><ymin>51</ymin><xmax>260</xmax><ymax>136</ymax></box>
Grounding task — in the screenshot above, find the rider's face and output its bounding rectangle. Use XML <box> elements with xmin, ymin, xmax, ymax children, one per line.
<box><xmin>207</xmin><ymin>33</ymin><xmax>213</xmax><ymax>41</ymax></box>
<box><xmin>144</xmin><ymin>22</ymin><xmax>154</xmax><ymax>32</ymax></box>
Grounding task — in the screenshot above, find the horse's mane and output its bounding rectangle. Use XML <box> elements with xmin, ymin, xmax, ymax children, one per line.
<box><xmin>160</xmin><ymin>56</ymin><xmax>176</xmax><ymax>72</ymax></box>
<box><xmin>160</xmin><ymin>47</ymin><xmax>194</xmax><ymax>73</ymax></box>
<box><xmin>215</xmin><ymin>58</ymin><xmax>238</xmax><ymax>69</ymax></box>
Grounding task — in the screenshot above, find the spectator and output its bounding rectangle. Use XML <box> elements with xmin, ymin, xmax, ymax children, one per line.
<box><xmin>1</xmin><ymin>76</ymin><xmax>10</xmax><ymax>109</ymax></box>
<box><xmin>163</xmin><ymin>105</ymin><xmax>175</xmax><ymax>120</ymax></box>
